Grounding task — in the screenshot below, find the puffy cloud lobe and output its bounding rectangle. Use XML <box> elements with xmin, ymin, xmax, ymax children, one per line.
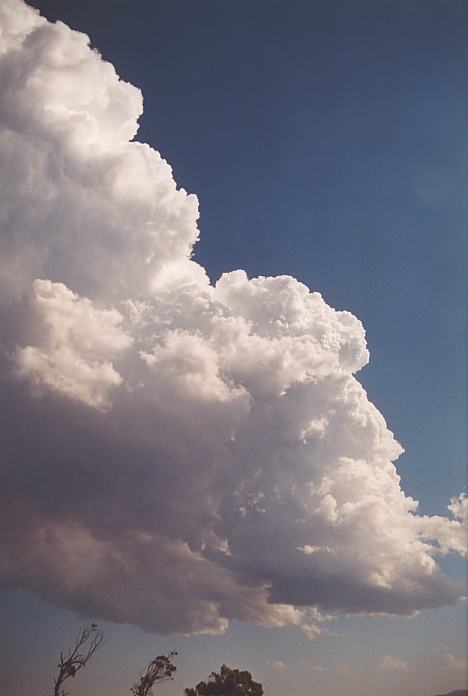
<box><xmin>16</xmin><ymin>279</ymin><xmax>132</xmax><ymax>409</ymax></box>
<box><xmin>416</xmin><ymin>493</ymin><xmax>467</xmax><ymax>557</ymax></box>
<box><xmin>0</xmin><ymin>0</ymin><xmax>465</xmax><ymax>636</ymax></box>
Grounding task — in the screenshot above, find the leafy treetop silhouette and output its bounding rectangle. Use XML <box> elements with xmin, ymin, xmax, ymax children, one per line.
<box><xmin>130</xmin><ymin>651</ymin><xmax>178</xmax><ymax>696</ymax></box>
<box><xmin>184</xmin><ymin>665</ymin><xmax>264</xmax><ymax>696</ymax></box>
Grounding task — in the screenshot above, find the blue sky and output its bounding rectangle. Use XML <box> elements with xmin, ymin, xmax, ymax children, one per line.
<box><xmin>0</xmin><ymin>1</ymin><xmax>466</xmax><ymax>695</ymax></box>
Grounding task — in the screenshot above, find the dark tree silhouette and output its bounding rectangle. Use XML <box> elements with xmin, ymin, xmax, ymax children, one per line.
<box><xmin>50</xmin><ymin>627</ymin><xmax>259</xmax><ymax>696</ymax></box>
<box><xmin>184</xmin><ymin>665</ymin><xmax>264</xmax><ymax>696</ymax></box>
<box><xmin>130</xmin><ymin>651</ymin><xmax>178</xmax><ymax>696</ymax></box>
<box><xmin>52</xmin><ymin>623</ymin><xmax>104</xmax><ymax>696</ymax></box>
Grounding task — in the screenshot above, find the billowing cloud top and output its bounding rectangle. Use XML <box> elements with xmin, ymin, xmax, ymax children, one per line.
<box><xmin>0</xmin><ymin>0</ymin><xmax>465</xmax><ymax>637</ymax></box>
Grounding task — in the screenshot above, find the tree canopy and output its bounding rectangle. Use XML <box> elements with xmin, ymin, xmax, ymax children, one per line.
<box><xmin>184</xmin><ymin>664</ymin><xmax>264</xmax><ymax>696</ymax></box>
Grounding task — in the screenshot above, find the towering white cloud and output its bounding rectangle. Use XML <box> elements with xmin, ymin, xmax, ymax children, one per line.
<box><xmin>0</xmin><ymin>0</ymin><xmax>465</xmax><ymax>636</ymax></box>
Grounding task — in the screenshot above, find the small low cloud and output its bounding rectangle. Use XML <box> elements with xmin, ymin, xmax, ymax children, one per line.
<box><xmin>378</xmin><ymin>655</ymin><xmax>409</xmax><ymax>672</ymax></box>
<box><xmin>301</xmin><ymin>624</ymin><xmax>322</xmax><ymax>640</ymax></box>
<box><xmin>270</xmin><ymin>661</ymin><xmax>287</xmax><ymax>670</ymax></box>
<box><xmin>337</xmin><ymin>663</ymin><xmax>354</xmax><ymax>674</ymax></box>
<box><xmin>434</xmin><ymin>647</ymin><xmax>468</xmax><ymax>672</ymax></box>
<box><xmin>444</xmin><ymin>653</ymin><xmax>467</xmax><ymax>672</ymax></box>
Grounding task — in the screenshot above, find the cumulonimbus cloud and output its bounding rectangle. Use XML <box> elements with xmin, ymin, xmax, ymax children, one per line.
<box><xmin>0</xmin><ymin>0</ymin><xmax>465</xmax><ymax>636</ymax></box>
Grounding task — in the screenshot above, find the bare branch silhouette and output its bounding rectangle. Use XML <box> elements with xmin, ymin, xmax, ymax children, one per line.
<box><xmin>52</xmin><ymin>623</ymin><xmax>104</xmax><ymax>696</ymax></box>
<box><xmin>130</xmin><ymin>651</ymin><xmax>177</xmax><ymax>696</ymax></box>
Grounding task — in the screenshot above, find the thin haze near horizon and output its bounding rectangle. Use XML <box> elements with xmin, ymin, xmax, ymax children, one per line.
<box><xmin>0</xmin><ymin>1</ymin><xmax>466</xmax><ymax>695</ymax></box>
